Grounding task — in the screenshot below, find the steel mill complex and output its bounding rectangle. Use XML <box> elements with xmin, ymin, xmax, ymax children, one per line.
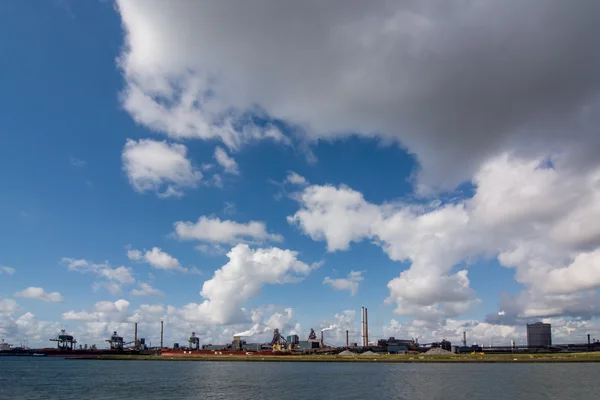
<box><xmin>2</xmin><ymin>307</ymin><xmax>600</xmax><ymax>358</ymax></box>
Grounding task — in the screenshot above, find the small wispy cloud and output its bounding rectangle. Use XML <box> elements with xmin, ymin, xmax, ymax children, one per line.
<box><xmin>70</xmin><ymin>157</ymin><xmax>86</xmax><ymax>168</ymax></box>
<box><xmin>0</xmin><ymin>266</ymin><xmax>16</xmax><ymax>275</ymax></box>
<box><xmin>223</xmin><ymin>201</ymin><xmax>237</xmax><ymax>216</ymax></box>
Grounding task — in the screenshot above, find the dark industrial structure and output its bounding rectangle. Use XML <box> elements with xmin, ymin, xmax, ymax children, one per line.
<box><xmin>189</xmin><ymin>332</ymin><xmax>200</xmax><ymax>350</ymax></box>
<box><xmin>377</xmin><ymin>337</ymin><xmax>418</xmax><ymax>353</ymax></box>
<box><xmin>106</xmin><ymin>331</ymin><xmax>124</xmax><ymax>350</ymax></box>
<box><xmin>527</xmin><ymin>322</ymin><xmax>552</xmax><ymax>348</ymax></box>
<box><xmin>50</xmin><ymin>330</ymin><xmax>76</xmax><ymax>350</ymax></box>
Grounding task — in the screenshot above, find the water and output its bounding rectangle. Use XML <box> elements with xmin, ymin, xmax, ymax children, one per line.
<box><xmin>0</xmin><ymin>357</ymin><xmax>598</xmax><ymax>399</ymax></box>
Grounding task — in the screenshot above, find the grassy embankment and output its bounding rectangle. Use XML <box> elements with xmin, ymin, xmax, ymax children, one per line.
<box><xmin>72</xmin><ymin>352</ymin><xmax>600</xmax><ymax>363</ymax></box>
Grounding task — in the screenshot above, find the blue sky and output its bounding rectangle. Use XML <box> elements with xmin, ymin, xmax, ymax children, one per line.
<box><xmin>2</xmin><ymin>0</ymin><xmax>600</xmax><ymax>348</ymax></box>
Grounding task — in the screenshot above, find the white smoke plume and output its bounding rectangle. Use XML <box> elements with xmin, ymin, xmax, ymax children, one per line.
<box><xmin>233</xmin><ymin>324</ymin><xmax>259</xmax><ymax>337</ymax></box>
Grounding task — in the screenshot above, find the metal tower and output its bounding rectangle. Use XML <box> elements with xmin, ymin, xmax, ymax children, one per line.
<box><xmin>189</xmin><ymin>332</ymin><xmax>200</xmax><ymax>350</ymax></box>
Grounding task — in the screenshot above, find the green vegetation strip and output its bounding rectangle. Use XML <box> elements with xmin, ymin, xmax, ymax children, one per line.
<box><xmin>68</xmin><ymin>352</ymin><xmax>600</xmax><ymax>363</ymax></box>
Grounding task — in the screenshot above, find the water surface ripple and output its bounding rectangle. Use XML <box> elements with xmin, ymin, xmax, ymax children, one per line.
<box><xmin>1</xmin><ymin>357</ymin><xmax>598</xmax><ymax>399</ymax></box>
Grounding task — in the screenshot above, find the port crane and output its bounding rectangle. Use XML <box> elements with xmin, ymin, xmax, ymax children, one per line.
<box><xmin>106</xmin><ymin>331</ymin><xmax>125</xmax><ymax>350</ymax></box>
<box><xmin>50</xmin><ymin>330</ymin><xmax>77</xmax><ymax>350</ymax></box>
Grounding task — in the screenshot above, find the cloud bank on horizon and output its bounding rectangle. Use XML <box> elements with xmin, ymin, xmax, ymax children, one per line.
<box><xmin>3</xmin><ymin>0</ymin><xmax>600</xmax><ymax>348</ymax></box>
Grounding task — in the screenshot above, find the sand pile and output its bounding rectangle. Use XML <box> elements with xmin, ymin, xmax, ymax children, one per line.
<box><xmin>360</xmin><ymin>351</ymin><xmax>380</xmax><ymax>356</ymax></box>
<box><xmin>338</xmin><ymin>350</ymin><xmax>356</xmax><ymax>356</ymax></box>
<box><xmin>424</xmin><ymin>347</ymin><xmax>455</xmax><ymax>355</ymax></box>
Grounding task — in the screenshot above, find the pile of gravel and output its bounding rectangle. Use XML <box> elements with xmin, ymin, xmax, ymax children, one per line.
<box><xmin>338</xmin><ymin>350</ymin><xmax>356</xmax><ymax>356</ymax></box>
<box><xmin>360</xmin><ymin>351</ymin><xmax>380</xmax><ymax>356</ymax></box>
<box><xmin>424</xmin><ymin>347</ymin><xmax>455</xmax><ymax>355</ymax></box>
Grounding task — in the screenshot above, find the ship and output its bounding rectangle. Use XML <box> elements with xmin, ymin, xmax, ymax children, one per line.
<box><xmin>0</xmin><ymin>339</ymin><xmax>12</xmax><ymax>352</ymax></box>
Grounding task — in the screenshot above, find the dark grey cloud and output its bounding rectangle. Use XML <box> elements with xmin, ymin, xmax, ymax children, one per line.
<box><xmin>486</xmin><ymin>291</ymin><xmax>600</xmax><ymax>324</ymax></box>
<box><xmin>118</xmin><ymin>0</ymin><xmax>600</xmax><ymax>191</ymax></box>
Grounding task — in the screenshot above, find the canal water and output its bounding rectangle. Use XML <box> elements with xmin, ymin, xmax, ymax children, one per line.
<box><xmin>0</xmin><ymin>357</ymin><xmax>597</xmax><ymax>399</ymax></box>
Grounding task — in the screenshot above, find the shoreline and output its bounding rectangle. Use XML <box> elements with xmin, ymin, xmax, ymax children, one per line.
<box><xmin>64</xmin><ymin>353</ymin><xmax>600</xmax><ymax>363</ymax></box>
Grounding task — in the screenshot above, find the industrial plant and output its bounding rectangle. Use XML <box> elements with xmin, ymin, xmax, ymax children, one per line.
<box><xmin>1</xmin><ymin>308</ymin><xmax>600</xmax><ymax>358</ymax></box>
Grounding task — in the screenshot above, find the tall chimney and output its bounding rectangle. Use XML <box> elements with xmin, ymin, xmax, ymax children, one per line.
<box><xmin>134</xmin><ymin>322</ymin><xmax>138</xmax><ymax>345</ymax></box>
<box><xmin>463</xmin><ymin>331</ymin><xmax>467</xmax><ymax>347</ymax></box>
<box><xmin>321</xmin><ymin>330</ymin><xmax>324</xmax><ymax>346</ymax></box>
<box><xmin>588</xmin><ymin>334</ymin><xmax>591</xmax><ymax>347</ymax></box>
<box><xmin>160</xmin><ymin>320</ymin><xmax>164</xmax><ymax>348</ymax></box>
<box><xmin>361</xmin><ymin>307</ymin><xmax>365</xmax><ymax>346</ymax></box>
<box><xmin>365</xmin><ymin>307</ymin><xmax>368</xmax><ymax>346</ymax></box>
<box><xmin>346</xmin><ymin>330</ymin><xmax>349</xmax><ymax>346</ymax></box>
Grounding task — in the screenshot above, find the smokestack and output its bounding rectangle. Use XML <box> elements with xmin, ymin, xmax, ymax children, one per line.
<box><xmin>588</xmin><ymin>334</ymin><xmax>591</xmax><ymax>347</ymax></box>
<box><xmin>321</xmin><ymin>330</ymin><xmax>324</xmax><ymax>346</ymax></box>
<box><xmin>365</xmin><ymin>308</ymin><xmax>368</xmax><ymax>346</ymax></box>
<box><xmin>160</xmin><ymin>321</ymin><xmax>164</xmax><ymax>348</ymax></box>
<box><xmin>134</xmin><ymin>322</ymin><xmax>138</xmax><ymax>345</ymax></box>
<box><xmin>463</xmin><ymin>331</ymin><xmax>467</xmax><ymax>347</ymax></box>
<box><xmin>346</xmin><ymin>330</ymin><xmax>349</xmax><ymax>346</ymax></box>
<box><xmin>361</xmin><ymin>307</ymin><xmax>365</xmax><ymax>346</ymax></box>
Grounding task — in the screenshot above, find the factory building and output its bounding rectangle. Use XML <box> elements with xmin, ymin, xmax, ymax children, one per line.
<box><xmin>527</xmin><ymin>322</ymin><xmax>552</xmax><ymax>348</ymax></box>
<box><xmin>286</xmin><ymin>335</ymin><xmax>299</xmax><ymax>345</ymax></box>
<box><xmin>377</xmin><ymin>337</ymin><xmax>417</xmax><ymax>353</ymax></box>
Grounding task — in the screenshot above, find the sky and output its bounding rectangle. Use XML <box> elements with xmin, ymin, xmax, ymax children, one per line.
<box><xmin>2</xmin><ymin>0</ymin><xmax>600</xmax><ymax>349</ymax></box>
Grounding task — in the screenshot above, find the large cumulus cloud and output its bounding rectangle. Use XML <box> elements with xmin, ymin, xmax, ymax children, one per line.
<box><xmin>289</xmin><ymin>155</ymin><xmax>600</xmax><ymax>323</ymax></box>
<box><xmin>116</xmin><ymin>0</ymin><xmax>600</xmax><ymax>191</ymax></box>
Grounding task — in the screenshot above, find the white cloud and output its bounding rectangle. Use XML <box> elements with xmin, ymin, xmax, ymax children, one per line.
<box><xmin>289</xmin><ymin>155</ymin><xmax>600</xmax><ymax>322</ymax></box>
<box><xmin>143</xmin><ymin>247</ymin><xmax>186</xmax><ymax>272</ymax></box>
<box><xmin>286</xmin><ymin>172</ymin><xmax>308</xmax><ymax>186</ymax></box>
<box><xmin>121</xmin><ymin>138</ymin><xmax>202</xmax><ymax>197</ymax></box>
<box><xmin>223</xmin><ymin>201</ymin><xmax>236</xmax><ymax>216</ymax></box>
<box><xmin>195</xmin><ymin>243</ymin><xmax>227</xmax><ymax>256</ymax></box>
<box><xmin>0</xmin><ymin>266</ymin><xmax>15</xmax><ymax>275</ymax></box>
<box><xmin>14</xmin><ymin>313</ymin><xmax>62</xmax><ymax>346</ymax></box>
<box><xmin>323</xmin><ymin>271</ymin><xmax>363</xmax><ymax>296</ymax></box>
<box><xmin>131</xmin><ymin>282</ymin><xmax>164</xmax><ymax>297</ymax></box>
<box><xmin>0</xmin><ymin>298</ymin><xmax>19</xmax><ymax>316</ymax></box>
<box><xmin>175</xmin><ymin>244</ymin><xmax>312</xmax><ymax>324</ymax></box>
<box><xmin>127</xmin><ymin>249</ymin><xmax>142</xmax><ymax>261</ymax></box>
<box><xmin>289</xmin><ymin>184</ymin><xmax>480</xmax><ymax>320</ymax></box>
<box><xmin>209</xmin><ymin>174</ymin><xmax>223</xmax><ymax>188</ymax></box>
<box><xmin>93</xmin><ymin>282</ymin><xmax>124</xmax><ymax>296</ymax></box>
<box><xmin>62</xmin><ymin>258</ymin><xmax>135</xmax><ymax>294</ymax></box>
<box><xmin>62</xmin><ymin>258</ymin><xmax>89</xmax><ymax>270</ymax></box>
<box><xmin>174</xmin><ymin>216</ymin><xmax>283</xmax><ymax>245</ymax></box>
<box><xmin>14</xmin><ymin>287</ymin><xmax>64</xmax><ymax>303</ymax></box>
<box><xmin>63</xmin><ymin>300</ymin><xmax>131</xmax><ymax>323</ymax></box>
<box><xmin>97</xmin><ymin>266</ymin><xmax>135</xmax><ymax>284</ymax></box>
<box><xmin>62</xmin><ymin>311</ymin><xmax>99</xmax><ymax>322</ymax></box>
<box><xmin>213</xmin><ymin>146</ymin><xmax>239</xmax><ymax>175</ymax></box>
<box><xmin>70</xmin><ymin>157</ymin><xmax>86</xmax><ymax>168</ymax></box>
<box><xmin>93</xmin><ymin>300</ymin><xmax>131</xmax><ymax>314</ymax></box>
<box><xmin>128</xmin><ymin>247</ymin><xmax>188</xmax><ymax>273</ymax></box>
<box><xmin>285</xmin><ymin>171</ymin><xmax>308</xmax><ymax>186</ymax></box>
